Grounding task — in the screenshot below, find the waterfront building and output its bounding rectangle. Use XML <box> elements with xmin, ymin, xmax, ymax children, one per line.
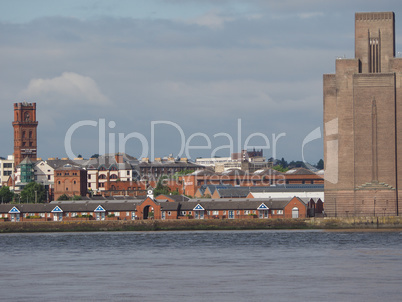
<box><xmin>137</xmin><ymin>156</ymin><xmax>204</xmax><ymax>180</ymax></box>
<box><xmin>246</xmin><ymin>186</ymin><xmax>324</xmax><ymax>201</ymax></box>
<box><xmin>324</xmin><ymin>12</ymin><xmax>402</xmax><ymax>216</ymax></box>
<box><xmin>54</xmin><ymin>164</ymin><xmax>88</xmax><ymax>200</ymax></box>
<box><xmin>181</xmin><ymin>167</ymin><xmax>323</xmax><ymax>197</ymax></box>
<box><xmin>85</xmin><ymin>153</ymin><xmax>138</xmax><ymax>193</ymax></box>
<box><xmin>0</xmin><ymin>196</ymin><xmax>307</xmax><ymax>221</ymax></box>
<box><xmin>195</xmin><ymin>149</ymin><xmax>271</xmax><ymax>173</ymax></box>
<box><xmin>0</xmin><ymin>155</ymin><xmax>14</xmax><ymax>186</ymax></box>
<box><xmin>13</xmin><ymin>102</ymin><xmax>38</xmax><ymax>167</ymax></box>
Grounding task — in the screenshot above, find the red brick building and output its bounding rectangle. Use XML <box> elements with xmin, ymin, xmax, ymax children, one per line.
<box><xmin>324</xmin><ymin>12</ymin><xmax>402</xmax><ymax>216</ymax></box>
<box><xmin>12</xmin><ymin>102</ymin><xmax>38</xmax><ymax>167</ymax></box>
<box><xmin>54</xmin><ymin>165</ymin><xmax>87</xmax><ymax>200</ymax></box>
<box><xmin>181</xmin><ymin>168</ymin><xmax>323</xmax><ymax>197</ymax></box>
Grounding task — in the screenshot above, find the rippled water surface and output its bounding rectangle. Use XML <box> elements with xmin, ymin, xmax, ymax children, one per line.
<box><xmin>1</xmin><ymin>230</ymin><xmax>401</xmax><ymax>301</ymax></box>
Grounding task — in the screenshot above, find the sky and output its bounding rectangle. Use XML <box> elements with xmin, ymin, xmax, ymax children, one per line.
<box><xmin>1</xmin><ymin>0</ymin><xmax>402</xmax><ymax>164</ymax></box>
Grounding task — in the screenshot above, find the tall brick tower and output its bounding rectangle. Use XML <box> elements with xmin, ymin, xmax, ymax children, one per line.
<box><xmin>324</xmin><ymin>12</ymin><xmax>402</xmax><ymax>217</ymax></box>
<box><xmin>12</xmin><ymin>102</ymin><xmax>38</xmax><ymax>167</ymax></box>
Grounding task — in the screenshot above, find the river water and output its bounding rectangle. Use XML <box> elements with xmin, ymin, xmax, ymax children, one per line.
<box><xmin>1</xmin><ymin>230</ymin><xmax>401</xmax><ymax>301</ymax></box>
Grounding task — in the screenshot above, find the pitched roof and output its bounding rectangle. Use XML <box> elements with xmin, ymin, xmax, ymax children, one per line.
<box><xmin>45</xmin><ymin>159</ymin><xmax>78</xmax><ymax>169</ymax></box>
<box><xmin>198</xmin><ymin>184</ymin><xmax>233</xmax><ymax>195</ymax></box>
<box><xmin>285</xmin><ymin>167</ymin><xmax>317</xmax><ymax>175</ymax></box>
<box><xmin>156</xmin><ymin>195</ymin><xmax>190</xmax><ymax>202</ymax></box>
<box><xmin>220</xmin><ymin>169</ymin><xmax>246</xmax><ymax>176</ymax></box>
<box><xmin>253</xmin><ymin>168</ymin><xmax>284</xmax><ymax>176</ymax></box>
<box><xmin>214</xmin><ymin>188</ymin><xmax>251</xmax><ymax>198</ymax></box>
<box><xmin>18</xmin><ymin>157</ymin><xmax>35</xmax><ymax>166</ymax></box>
<box><xmin>178</xmin><ymin>198</ymin><xmax>294</xmax><ymax>211</ymax></box>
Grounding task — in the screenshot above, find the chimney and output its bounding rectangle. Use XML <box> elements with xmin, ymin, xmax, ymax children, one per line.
<box><xmin>115</xmin><ymin>153</ymin><xmax>124</xmax><ymax>163</ymax></box>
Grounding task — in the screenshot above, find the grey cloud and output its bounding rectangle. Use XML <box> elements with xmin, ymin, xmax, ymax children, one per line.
<box><xmin>1</xmin><ymin>3</ymin><xmax>401</xmax><ymax>161</ymax></box>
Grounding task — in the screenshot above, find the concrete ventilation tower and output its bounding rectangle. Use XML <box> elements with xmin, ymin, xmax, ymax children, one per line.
<box><xmin>12</xmin><ymin>102</ymin><xmax>38</xmax><ymax>167</ymax></box>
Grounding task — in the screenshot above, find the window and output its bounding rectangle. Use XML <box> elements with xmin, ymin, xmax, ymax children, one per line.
<box><xmin>168</xmin><ymin>211</ymin><xmax>171</xmax><ymax>216</ymax></box>
<box><xmin>88</xmin><ymin>183</ymin><xmax>91</xmax><ymax>188</ymax></box>
<box><xmin>223</xmin><ymin>211</ymin><xmax>226</xmax><ymax>215</ymax></box>
<box><xmin>29</xmin><ymin>131</ymin><xmax>32</xmax><ymax>139</ymax></box>
<box><xmin>237</xmin><ymin>210</ymin><xmax>240</xmax><ymax>215</ymax></box>
<box><xmin>244</xmin><ymin>210</ymin><xmax>250</xmax><ymax>215</ymax></box>
<box><xmin>277</xmin><ymin>210</ymin><xmax>283</xmax><ymax>215</ymax></box>
<box><xmin>110</xmin><ymin>174</ymin><xmax>118</xmax><ymax>179</ymax></box>
<box><xmin>48</xmin><ymin>175</ymin><xmax>51</xmax><ymax>180</ymax></box>
<box><xmin>99</xmin><ymin>175</ymin><xmax>107</xmax><ymax>179</ymax></box>
<box><xmin>126</xmin><ymin>212</ymin><xmax>130</xmax><ymax>216</ymax></box>
<box><xmin>114</xmin><ymin>212</ymin><xmax>120</xmax><ymax>216</ymax></box>
<box><xmin>127</xmin><ymin>171</ymin><xmax>130</xmax><ymax>175</ymax></box>
<box><xmin>212</xmin><ymin>211</ymin><xmax>219</xmax><ymax>215</ymax></box>
<box><xmin>181</xmin><ymin>211</ymin><xmax>186</xmax><ymax>215</ymax></box>
<box><xmin>88</xmin><ymin>174</ymin><xmax>91</xmax><ymax>179</ymax></box>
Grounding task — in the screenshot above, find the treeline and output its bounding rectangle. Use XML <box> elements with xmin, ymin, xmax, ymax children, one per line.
<box><xmin>269</xmin><ymin>158</ymin><xmax>324</xmax><ymax>172</ymax></box>
<box><xmin>0</xmin><ymin>182</ymin><xmax>47</xmax><ymax>204</ymax></box>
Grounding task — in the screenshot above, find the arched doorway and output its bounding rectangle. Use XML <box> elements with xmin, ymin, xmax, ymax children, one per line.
<box><xmin>143</xmin><ymin>205</ymin><xmax>150</xmax><ymax>219</ymax></box>
<box><xmin>143</xmin><ymin>206</ymin><xmax>154</xmax><ymax>219</ymax></box>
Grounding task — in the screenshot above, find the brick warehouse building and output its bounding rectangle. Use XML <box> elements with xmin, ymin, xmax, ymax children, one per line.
<box><xmin>54</xmin><ymin>164</ymin><xmax>87</xmax><ymax>200</ymax></box>
<box><xmin>324</xmin><ymin>12</ymin><xmax>402</xmax><ymax>216</ymax></box>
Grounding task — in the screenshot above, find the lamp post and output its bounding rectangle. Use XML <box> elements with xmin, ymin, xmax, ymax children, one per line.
<box><xmin>35</xmin><ymin>190</ymin><xmax>37</xmax><ymax>203</ymax></box>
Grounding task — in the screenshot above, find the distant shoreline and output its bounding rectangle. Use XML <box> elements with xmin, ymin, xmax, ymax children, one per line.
<box><xmin>1</xmin><ymin>216</ymin><xmax>402</xmax><ymax>233</ymax></box>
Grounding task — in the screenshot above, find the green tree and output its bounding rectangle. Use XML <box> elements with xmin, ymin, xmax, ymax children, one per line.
<box><xmin>154</xmin><ymin>176</ymin><xmax>171</xmax><ymax>197</ymax></box>
<box><xmin>57</xmin><ymin>194</ymin><xmax>70</xmax><ymax>201</ymax></box>
<box><xmin>279</xmin><ymin>157</ymin><xmax>288</xmax><ymax>168</ymax></box>
<box><xmin>90</xmin><ymin>154</ymin><xmax>99</xmax><ymax>158</ymax></box>
<box><xmin>0</xmin><ymin>186</ymin><xmax>14</xmax><ymax>203</ymax></box>
<box><xmin>272</xmin><ymin>165</ymin><xmax>288</xmax><ymax>172</ymax></box>
<box><xmin>57</xmin><ymin>194</ymin><xmax>82</xmax><ymax>201</ymax></box>
<box><xmin>20</xmin><ymin>182</ymin><xmax>46</xmax><ymax>203</ymax></box>
<box><xmin>316</xmin><ymin>159</ymin><xmax>324</xmax><ymax>170</ymax></box>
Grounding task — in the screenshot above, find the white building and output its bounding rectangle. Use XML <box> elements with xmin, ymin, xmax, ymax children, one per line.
<box><xmin>0</xmin><ymin>155</ymin><xmax>14</xmax><ymax>186</ymax></box>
